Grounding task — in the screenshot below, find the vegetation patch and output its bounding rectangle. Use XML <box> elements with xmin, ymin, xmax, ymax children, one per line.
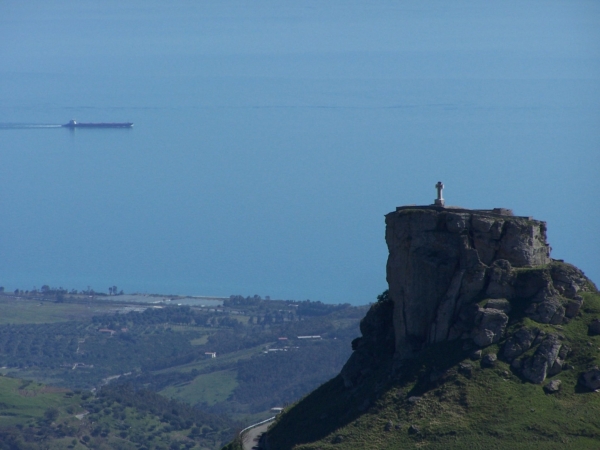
<box><xmin>0</xmin><ymin>375</ymin><xmax>239</xmax><ymax>449</ymax></box>
<box><xmin>160</xmin><ymin>369</ymin><xmax>238</xmax><ymax>406</ymax></box>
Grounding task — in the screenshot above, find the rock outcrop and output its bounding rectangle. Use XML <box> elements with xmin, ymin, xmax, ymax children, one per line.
<box><xmin>346</xmin><ymin>204</ymin><xmax>596</xmax><ymax>385</ymax></box>
<box><xmin>385</xmin><ymin>206</ymin><xmax>554</xmax><ymax>358</ymax></box>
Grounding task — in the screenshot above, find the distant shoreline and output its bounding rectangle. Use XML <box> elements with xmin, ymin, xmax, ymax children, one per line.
<box><xmin>0</xmin><ymin>291</ymin><xmax>227</xmax><ymax>306</ymax></box>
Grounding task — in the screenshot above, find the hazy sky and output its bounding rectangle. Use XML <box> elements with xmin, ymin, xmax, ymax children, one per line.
<box><xmin>0</xmin><ymin>1</ymin><xmax>599</xmax><ymax>303</ymax></box>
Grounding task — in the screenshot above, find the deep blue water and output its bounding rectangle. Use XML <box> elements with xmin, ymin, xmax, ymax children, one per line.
<box><xmin>1</xmin><ymin>1</ymin><xmax>599</xmax><ymax>303</ymax></box>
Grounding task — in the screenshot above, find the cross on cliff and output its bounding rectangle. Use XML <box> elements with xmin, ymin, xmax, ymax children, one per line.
<box><xmin>434</xmin><ymin>181</ymin><xmax>445</xmax><ymax>207</ymax></box>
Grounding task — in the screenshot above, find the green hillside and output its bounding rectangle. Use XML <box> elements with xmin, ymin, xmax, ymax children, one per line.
<box><xmin>264</xmin><ymin>291</ymin><xmax>600</xmax><ymax>449</ymax></box>
<box><xmin>0</xmin><ymin>375</ymin><xmax>237</xmax><ymax>450</ymax></box>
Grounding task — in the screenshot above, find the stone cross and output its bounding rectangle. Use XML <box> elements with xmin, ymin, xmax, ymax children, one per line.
<box><xmin>434</xmin><ymin>181</ymin><xmax>445</xmax><ymax>207</ymax></box>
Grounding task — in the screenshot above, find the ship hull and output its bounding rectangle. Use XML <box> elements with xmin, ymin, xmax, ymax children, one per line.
<box><xmin>62</xmin><ymin>122</ymin><xmax>133</xmax><ymax>128</ymax></box>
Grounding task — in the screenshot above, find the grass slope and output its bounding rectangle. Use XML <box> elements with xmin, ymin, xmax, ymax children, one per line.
<box><xmin>160</xmin><ymin>370</ymin><xmax>239</xmax><ymax>406</ymax></box>
<box><xmin>265</xmin><ymin>292</ymin><xmax>600</xmax><ymax>449</ymax></box>
<box><xmin>0</xmin><ymin>297</ymin><xmax>116</xmax><ymax>324</ymax></box>
<box><xmin>0</xmin><ymin>377</ymin><xmax>73</xmax><ymax>426</ymax></box>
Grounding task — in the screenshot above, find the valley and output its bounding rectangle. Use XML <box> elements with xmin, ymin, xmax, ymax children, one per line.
<box><xmin>0</xmin><ymin>290</ymin><xmax>367</xmax><ymax>449</ymax></box>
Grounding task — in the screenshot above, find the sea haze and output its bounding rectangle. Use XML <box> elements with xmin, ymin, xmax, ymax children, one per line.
<box><xmin>0</xmin><ymin>1</ymin><xmax>599</xmax><ymax>303</ymax></box>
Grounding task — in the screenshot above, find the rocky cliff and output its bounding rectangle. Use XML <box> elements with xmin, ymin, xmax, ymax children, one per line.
<box><xmin>263</xmin><ymin>204</ymin><xmax>600</xmax><ymax>450</ymax></box>
<box><xmin>342</xmin><ymin>205</ymin><xmax>595</xmax><ymax>387</ymax></box>
<box><xmin>387</xmin><ymin>206</ymin><xmax>553</xmax><ymax>355</ymax></box>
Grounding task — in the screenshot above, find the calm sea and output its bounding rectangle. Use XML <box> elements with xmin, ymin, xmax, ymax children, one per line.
<box><xmin>1</xmin><ymin>1</ymin><xmax>599</xmax><ymax>303</ymax></box>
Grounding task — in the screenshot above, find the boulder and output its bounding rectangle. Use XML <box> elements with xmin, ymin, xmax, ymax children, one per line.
<box><xmin>458</xmin><ymin>362</ymin><xmax>473</xmax><ymax>378</ymax></box>
<box><xmin>565</xmin><ymin>296</ymin><xmax>583</xmax><ymax>319</ymax></box>
<box><xmin>513</xmin><ymin>268</ymin><xmax>551</xmax><ymax>299</ymax></box>
<box><xmin>481</xmin><ymin>353</ymin><xmax>497</xmax><ymax>368</ymax></box>
<box><xmin>472</xmin><ymin>308</ymin><xmax>508</xmax><ymax>347</ymax></box>
<box><xmin>588</xmin><ymin>319</ymin><xmax>600</xmax><ymax>336</ymax></box>
<box><xmin>429</xmin><ymin>370</ymin><xmax>446</xmax><ymax>382</ymax></box>
<box><xmin>547</xmin><ymin>358</ymin><xmax>563</xmax><ymax>377</ymax></box>
<box><xmin>521</xmin><ymin>335</ymin><xmax>562</xmax><ymax>384</ymax></box>
<box><xmin>525</xmin><ymin>297</ymin><xmax>565</xmax><ymax>325</ymax></box>
<box><xmin>551</xmin><ymin>263</ymin><xmax>593</xmax><ymax>299</ymax></box>
<box><xmin>408</xmin><ymin>424</ymin><xmax>420</xmax><ymax>435</ymax></box>
<box><xmin>544</xmin><ymin>380</ymin><xmax>561</xmax><ymax>394</ymax></box>
<box><xmin>503</xmin><ymin>327</ymin><xmax>539</xmax><ymax>361</ymax></box>
<box><xmin>511</xmin><ymin>358</ymin><xmax>522</xmax><ymax>371</ymax></box>
<box><xmin>580</xmin><ymin>367</ymin><xmax>600</xmax><ymax>391</ymax></box>
<box><xmin>470</xmin><ymin>349</ymin><xmax>482</xmax><ymax>360</ymax></box>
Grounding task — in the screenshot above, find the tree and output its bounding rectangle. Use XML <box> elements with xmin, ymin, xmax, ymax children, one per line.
<box><xmin>44</xmin><ymin>407</ymin><xmax>59</xmax><ymax>422</ymax></box>
<box><xmin>377</xmin><ymin>289</ymin><xmax>390</xmax><ymax>303</ymax></box>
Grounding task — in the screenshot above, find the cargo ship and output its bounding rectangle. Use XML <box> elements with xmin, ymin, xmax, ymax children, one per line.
<box><xmin>62</xmin><ymin>119</ymin><xmax>133</xmax><ymax>128</ymax></box>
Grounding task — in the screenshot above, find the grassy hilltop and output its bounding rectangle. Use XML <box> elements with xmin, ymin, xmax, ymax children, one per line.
<box><xmin>264</xmin><ymin>289</ymin><xmax>600</xmax><ymax>449</ymax></box>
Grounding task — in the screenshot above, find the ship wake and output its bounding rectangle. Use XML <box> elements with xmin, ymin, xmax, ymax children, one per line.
<box><xmin>0</xmin><ymin>123</ymin><xmax>62</xmax><ymax>129</ymax></box>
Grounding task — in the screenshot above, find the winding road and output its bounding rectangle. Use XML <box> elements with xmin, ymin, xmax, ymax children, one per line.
<box><xmin>242</xmin><ymin>418</ymin><xmax>274</xmax><ymax>450</ymax></box>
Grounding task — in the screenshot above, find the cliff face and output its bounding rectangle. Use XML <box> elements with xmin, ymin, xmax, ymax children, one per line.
<box><xmin>342</xmin><ymin>205</ymin><xmax>595</xmax><ymax>387</ymax></box>
<box><xmin>386</xmin><ymin>206</ymin><xmax>551</xmax><ymax>358</ymax></box>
